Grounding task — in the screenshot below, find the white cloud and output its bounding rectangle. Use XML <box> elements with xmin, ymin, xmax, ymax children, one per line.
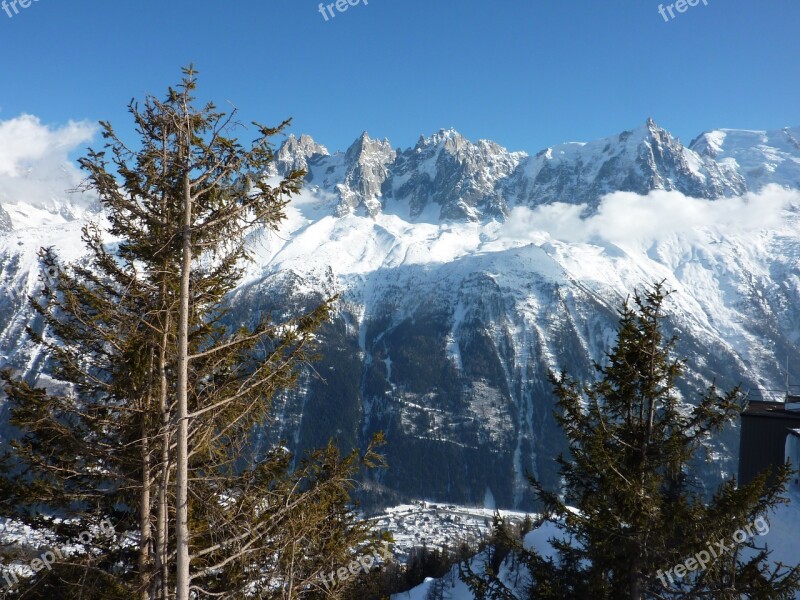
<box><xmin>501</xmin><ymin>185</ymin><xmax>800</xmax><ymax>245</ymax></box>
<box><xmin>0</xmin><ymin>114</ymin><xmax>98</xmax><ymax>226</ymax></box>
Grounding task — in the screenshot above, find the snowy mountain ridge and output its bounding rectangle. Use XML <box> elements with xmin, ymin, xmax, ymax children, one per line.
<box><xmin>1</xmin><ymin>119</ymin><xmax>799</xmax><ymax>510</ymax></box>
<box><xmin>266</xmin><ymin>119</ymin><xmax>800</xmax><ymax>222</ymax></box>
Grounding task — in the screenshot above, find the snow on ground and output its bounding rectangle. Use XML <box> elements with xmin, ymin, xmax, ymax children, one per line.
<box><xmin>390</xmin><ymin>490</ymin><xmax>800</xmax><ymax>600</ymax></box>
<box><xmin>369</xmin><ymin>501</ymin><xmax>530</xmax><ymax>562</ymax></box>
<box><xmin>760</xmin><ymin>483</ymin><xmax>800</xmax><ymax>576</ymax></box>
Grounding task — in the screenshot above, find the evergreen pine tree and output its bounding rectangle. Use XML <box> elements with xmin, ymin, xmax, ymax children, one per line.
<box><xmin>0</xmin><ymin>67</ymin><xmax>386</xmax><ymax>599</ymax></box>
<box><xmin>462</xmin><ymin>283</ymin><xmax>800</xmax><ymax>599</ymax></box>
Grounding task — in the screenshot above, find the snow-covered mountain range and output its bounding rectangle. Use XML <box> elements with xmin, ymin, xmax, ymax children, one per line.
<box><xmin>1</xmin><ymin>119</ymin><xmax>799</xmax><ymax>510</ymax></box>
<box><xmin>267</xmin><ymin>119</ymin><xmax>800</xmax><ymax>221</ymax></box>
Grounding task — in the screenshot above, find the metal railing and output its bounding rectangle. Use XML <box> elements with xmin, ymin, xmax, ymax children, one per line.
<box><xmin>744</xmin><ymin>385</ymin><xmax>800</xmax><ymax>406</ymax></box>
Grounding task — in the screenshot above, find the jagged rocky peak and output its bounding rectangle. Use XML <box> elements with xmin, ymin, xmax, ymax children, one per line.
<box><xmin>605</xmin><ymin>117</ymin><xmax>684</xmax><ymax>159</ymax></box>
<box><xmin>270</xmin><ymin>134</ymin><xmax>329</xmax><ymax>177</ymax></box>
<box><xmin>266</xmin><ymin>120</ymin><xmax>800</xmax><ymax>222</ymax></box>
<box><xmin>286</xmin><ymin>133</ymin><xmax>329</xmax><ymax>155</ymax></box>
<box><xmin>335</xmin><ymin>132</ymin><xmax>397</xmax><ymax>217</ymax></box>
<box><xmin>421</xmin><ymin>127</ymin><xmax>468</xmax><ymax>153</ymax></box>
<box><xmin>344</xmin><ymin>131</ymin><xmax>395</xmax><ymax>163</ymax></box>
<box><xmin>630</xmin><ymin>118</ymin><xmax>698</xmax><ymax>188</ymax></box>
<box><xmin>385</xmin><ymin>128</ymin><xmax>522</xmax><ymax>221</ymax></box>
<box><xmin>507</xmin><ymin>118</ymin><xmax>746</xmax><ymax>208</ymax></box>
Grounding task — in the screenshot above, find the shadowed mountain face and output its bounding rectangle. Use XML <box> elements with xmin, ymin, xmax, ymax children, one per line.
<box><xmin>2</xmin><ymin>121</ymin><xmax>800</xmax><ymax>509</ymax></box>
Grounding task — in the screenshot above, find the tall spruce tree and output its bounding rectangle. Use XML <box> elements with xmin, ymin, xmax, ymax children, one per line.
<box><xmin>0</xmin><ymin>67</ymin><xmax>386</xmax><ymax>599</ymax></box>
<box><xmin>462</xmin><ymin>283</ymin><xmax>800</xmax><ymax>599</ymax></box>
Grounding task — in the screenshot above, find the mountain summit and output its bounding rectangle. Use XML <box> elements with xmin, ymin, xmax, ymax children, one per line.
<box><xmin>267</xmin><ymin>119</ymin><xmax>796</xmax><ymax>223</ymax></box>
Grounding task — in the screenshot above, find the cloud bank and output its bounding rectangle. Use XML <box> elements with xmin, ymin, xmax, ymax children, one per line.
<box><xmin>0</xmin><ymin>115</ymin><xmax>97</xmax><ymax>225</ymax></box>
<box><xmin>501</xmin><ymin>185</ymin><xmax>800</xmax><ymax>245</ymax></box>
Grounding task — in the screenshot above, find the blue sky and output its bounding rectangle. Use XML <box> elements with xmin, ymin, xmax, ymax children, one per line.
<box><xmin>0</xmin><ymin>0</ymin><xmax>798</xmax><ymax>154</ymax></box>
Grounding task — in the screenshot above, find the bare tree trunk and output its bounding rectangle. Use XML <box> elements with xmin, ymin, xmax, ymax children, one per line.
<box><xmin>140</xmin><ymin>418</ymin><xmax>152</xmax><ymax>600</ymax></box>
<box><xmin>630</xmin><ymin>571</ymin><xmax>642</xmax><ymax>600</ymax></box>
<box><xmin>153</xmin><ymin>136</ymin><xmax>171</xmax><ymax>600</ymax></box>
<box><xmin>176</xmin><ymin>170</ymin><xmax>193</xmax><ymax>600</ymax></box>
<box><xmin>153</xmin><ymin>331</ymin><xmax>171</xmax><ymax>600</ymax></box>
<box><xmin>157</xmin><ymin>430</ymin><xmax>170</xmax><ymax>600</ymax></box>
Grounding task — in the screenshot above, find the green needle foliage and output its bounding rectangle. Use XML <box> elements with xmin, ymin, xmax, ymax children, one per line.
<box><xmin>462</xmin><ymin>283</ymin><xmax>800</xmax><ymax>600</ymax></box>
<box><xmin>0</xmin><ymin>67</ymin><xmax>386</xmax><ymax>600</ymax></box>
